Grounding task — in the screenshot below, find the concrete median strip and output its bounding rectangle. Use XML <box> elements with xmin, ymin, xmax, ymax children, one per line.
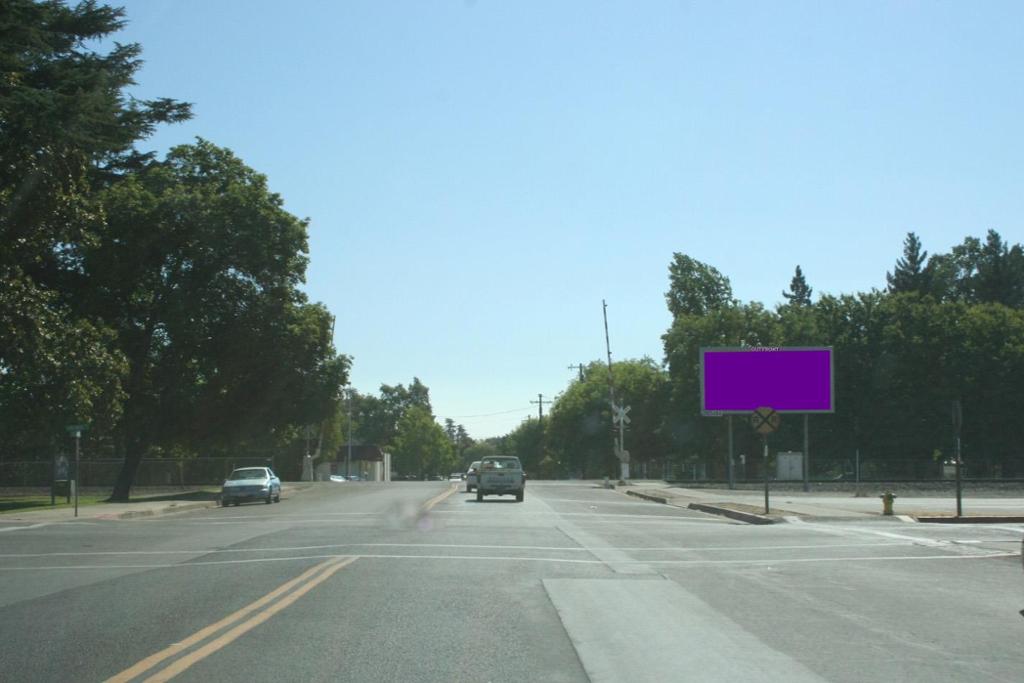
<box><xmin>624</xmin><ymin>490</ymin><xmax>671</xmax><ymax>505</ymax></box>
<box><xmin>625</xmin><ymin>488</ymin><xmax>778</xmax><ymax>524</ymax></box>
<box><xmin>685</xmin><ymin>502</ymin><xmax>778</xmax><ymax>525</ymax></box>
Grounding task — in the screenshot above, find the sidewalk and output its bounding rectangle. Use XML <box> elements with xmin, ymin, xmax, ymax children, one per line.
<box><xmin>621</xmin><ymin>482</ymin><xmax>1024</xmax><ymax>523</ymax></box>
<box><xmin>0</xmin><ymin>482</ymin><xmax>317</xmax><ymax>525</ymax></box>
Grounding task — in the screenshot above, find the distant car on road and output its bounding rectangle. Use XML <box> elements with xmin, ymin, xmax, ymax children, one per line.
<box><xmin>449</xmin><ymin>472</ymin><xmax>463</xmax><ymax>481</ymax></box>
<box><xmin>221</xmin><ymin>467</ymin><xmax>281</xmax><ymax>506</ymax></box>
<box><xmin>476</xmin><ymin>456</ymin><xmax>525</xmax><ymax>502</ymax></box>
<box><xmin>329</xmin><ymin>475</ymin><xmax>347</xmax><ymax>482</ymax></box>
<box><xmin>465</xmin><ymin>461</ymin><xmax>482</xmax><ymax>492</ymax></box>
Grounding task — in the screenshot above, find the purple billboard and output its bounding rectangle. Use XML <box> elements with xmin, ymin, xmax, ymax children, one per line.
<box><xmin>700</xmin><ymin>347</ymin><xmax>834</xmax><ymax>414</ymax></box>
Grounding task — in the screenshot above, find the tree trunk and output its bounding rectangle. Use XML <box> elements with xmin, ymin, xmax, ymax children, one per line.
<box><xmin>109</xmin><ymin>446</ymin><xmax>142</xmax><ymax>502</ymax></box>
<box><xmin>107</xmin><ymin>320</ymin><xmax>155</xmax><ymax>502</ymax></box>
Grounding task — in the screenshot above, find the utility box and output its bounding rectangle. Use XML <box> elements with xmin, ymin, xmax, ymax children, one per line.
<box><xmin>776</xmin><ymin>451</ymin><xmax>804</xmax><ymax>481</ymax></box>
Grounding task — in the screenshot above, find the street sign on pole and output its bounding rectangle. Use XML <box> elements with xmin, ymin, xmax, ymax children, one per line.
<box><xmin>67</xmin><ymin>427</ymin><xmax>86</xmax><ymax>518</ymax></box>
<box><xmin>614</xmin><ymin>404</ymin><xmax>631</xmax><ymax>426</ymax></box>
<box><xmin>749</xmin><ymin>407</ymin><xmax>779</xmax><ymax>515</ymax></box>
<box><xmin>750</xmin><ymin>406</ymin><xmax>780</xmax><ymax>435</ymax></box>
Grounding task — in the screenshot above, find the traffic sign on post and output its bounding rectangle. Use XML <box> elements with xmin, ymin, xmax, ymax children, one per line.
<box><xmin>749</xmin><ymin>407</ymin><xmax>779</xmax><ymax>515</ymax></box>
<box><xmin>750</xmin><ymin>406</ymin><xmax>780</xmax><ymax>435</ymax></box>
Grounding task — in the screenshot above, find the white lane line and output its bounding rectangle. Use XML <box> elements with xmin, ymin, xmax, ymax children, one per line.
<box><xmin>0</xmin><ymin>540</ymin><xmax>921</xmax><ymax>559</ymax></box>
<box><xmin>0</xmin><ymin>523</ymin><xmax>52</xmax><ymax>533</ymax></box>
<box><xmin>0</xmin><ymin>550</ymin><xmax>1016</xmax><ymax>571</ymax></box>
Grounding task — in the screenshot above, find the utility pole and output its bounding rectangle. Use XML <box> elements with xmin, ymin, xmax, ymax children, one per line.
<box><xmin>347</xmin><ymin>389</ymin><xmax>354</xmax><ymax>479</ymax></box>
<box><xmin>530</xmin><ymin>393</ymin><xmax>550</xmax><ymax>421</ymax></box>
<box><xmin>603</xmin><ymin>301</ymin><xmax>616</xmax><ymax>409</ymax></box>
<box><xmin>603</xmin><ymin>300</ymin><xmax>628</xmax><ymax>481</ymax></box>
<box><xmin>568</xmin><ymin>363</ymin><xmax>585</xmax><ymax>381</ymax></box>
<box><xmin>530</xmin><ymin>393</ymin><xmax>551</xmax><ymax>473</ymax></box>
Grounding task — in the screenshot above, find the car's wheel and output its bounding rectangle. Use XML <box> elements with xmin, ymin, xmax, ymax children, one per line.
<box><xmin>265</xmin><ymin>492</ymin><xmax>272</xmax><ymax>504</ymax></box>
<box><xmin>221</xmin><ymin>498</ymin><xmax>230</xmax><ymax>507</ymax></box>
<box><xmin>233</xmin><ymin>500</ymin><xmax>240</xmax><ymax>506</ymax></box>
<box><xmin>274</xmin><ymin>491</ymin><xmax>281</xmax><ymax>503</ymax></box>
<box><xmin>476</xmin><ymin>490</ymin><xmax>483</xmax><ymax>502</ymax></box>
<box><xmin>516</xmin><ymin>492</ymin><xmax>524</xmax><ymax>502</ymax></box>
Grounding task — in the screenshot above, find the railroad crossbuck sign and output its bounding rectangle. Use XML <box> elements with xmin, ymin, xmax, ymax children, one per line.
<box><xmin>750</xmin><ymin>406</ymin><xmax>780</xmax><ymax>435</ymax></box>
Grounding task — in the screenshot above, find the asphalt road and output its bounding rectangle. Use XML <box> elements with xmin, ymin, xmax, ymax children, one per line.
<box><xmin>1</xmin><ymin>481</ymin><xmax>1022</xmax><ymax>682</ymax></box>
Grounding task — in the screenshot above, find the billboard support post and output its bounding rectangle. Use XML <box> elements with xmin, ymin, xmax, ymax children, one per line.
<box><xmin>762</xmin><ymin>435</ymin><xmax>769</xmax><ymax>515</ymax></box>
<box><xmin>803</xmin><ymin>414</ymin><xmax>810</xmax><ymax>493</ymax></box>
<box><xmin>727</xmin><ymin>415</ymin><xmax>735</xmax><ymax>490</ymax></box>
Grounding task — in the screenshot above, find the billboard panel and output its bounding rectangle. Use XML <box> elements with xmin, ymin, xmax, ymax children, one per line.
<box><xmin>700</xmin><ymin>347</ymin><xmax>834</xmax><ymax>414</ymax></box>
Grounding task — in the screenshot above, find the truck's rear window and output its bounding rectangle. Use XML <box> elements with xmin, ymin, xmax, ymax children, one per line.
<box><xmin>482</xmin><ymin>458</ymin><xmax>520</xmax><ymax>470</ymax></box>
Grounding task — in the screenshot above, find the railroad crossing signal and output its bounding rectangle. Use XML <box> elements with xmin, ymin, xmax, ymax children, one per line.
<box><xmin>750</xmin><ymin>406</ymin><xmax>780</xmax><ymax>435</ymax></box>
<box><xmin>614</xmin><ymin>404</ymin><xmax>631</xmax><ymax>426</ymax></box>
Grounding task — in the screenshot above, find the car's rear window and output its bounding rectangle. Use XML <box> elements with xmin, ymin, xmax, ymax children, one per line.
<box><xmin>228</xmin><ymin>468</ymin><xmax>267</xmax><ymax>480</ymax></box>
<box><xmin>481</xmin><ymin>458</ymin><xmax>520</xmax><ymax>470</ymax></box>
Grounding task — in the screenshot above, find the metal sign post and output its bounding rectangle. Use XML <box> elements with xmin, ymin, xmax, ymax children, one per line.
<box><xmin>750</xmin><ymin>407</ymin><xmax>780</xmax><ymax>515</ymax></box>
<box><xmin>65</xmin><ymin>424</ymin><xmax>86</xmax><ymax>517</ymax></box>
<box><xmin>762</xmin><ymin>436</ymin><xmax>769</xmax><ymax>514</ymax></box>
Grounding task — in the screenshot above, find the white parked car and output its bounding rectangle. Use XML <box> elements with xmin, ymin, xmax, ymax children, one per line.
<box><xmin>221</xmin><ymin>467</ymin><xmax>281</xmax><ymax>506</ymax></box>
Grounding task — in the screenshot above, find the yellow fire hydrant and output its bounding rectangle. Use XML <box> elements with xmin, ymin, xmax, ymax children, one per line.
<box><xmin>880</xmin><ymin>491</ymin><xmax>896</xmax><ymax>516</ymax></box>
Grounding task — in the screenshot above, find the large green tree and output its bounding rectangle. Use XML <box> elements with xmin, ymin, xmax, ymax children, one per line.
<box><xmin>665</xmin><ymin>253</ymin><xmax>735</xmax><ymax>318</ymax></box>
<box><xmin>391</xmin><ymin>406</ymin><xmax>454</xmax><ymax>478</ymax></box>
<box><xmin>0</xmin><ymin>0</ymin><xmax>189</xmax><ymax>454</ymax></box>
<box><xmin>84</xmin><ymin>141</ymin><xmax>348</xmax><ymax>499</ymax></box>
<box><xmin>886</xmin><ymin>232</ymin><xmax>930</xmax><ymax>295</ymax></box>
<box><xmin>782</xmin><ymin>266</ymin><xmax>813</xmax><ymax>306</ymax></box>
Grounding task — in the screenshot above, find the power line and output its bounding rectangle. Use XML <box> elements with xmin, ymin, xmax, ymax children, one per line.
<box><xmin>446</xmin><ymin>406</ymin><xmax>533</xmax><ymax>419</ymax></box>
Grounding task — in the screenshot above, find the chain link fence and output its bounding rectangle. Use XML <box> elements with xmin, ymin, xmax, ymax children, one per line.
<box><xmin>0</xmin><ymin>456</ymin><xmax>278</xmax><ymax>489</ymax></box>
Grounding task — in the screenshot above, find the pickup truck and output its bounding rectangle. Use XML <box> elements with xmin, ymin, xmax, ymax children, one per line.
<box><xmin>476</xmin><ymin>456</ymin><xmax>525</xmax><ymax>502</ymax></box>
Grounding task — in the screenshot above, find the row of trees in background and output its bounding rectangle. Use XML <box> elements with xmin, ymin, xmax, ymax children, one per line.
<box><xmin>0</xmin><ymin>2</ymin><xmax>348</xmax><ymax>498</ymax></box>
<box><xmin>493</xmin><ymin>231</ymin><xmax>1024</xmax><ymax>481</ymax></box>
<box><xmin>328</xmin><ymin>379</ymin><xmax>466</xmax><ymax>479</ymax></box>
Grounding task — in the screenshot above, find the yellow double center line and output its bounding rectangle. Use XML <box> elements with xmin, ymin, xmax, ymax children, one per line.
<box><xmin>106</xmin><ymin>556</ymin><xmax>356</xmax><ymax>683</ymax></box>
<box><xmin>422</xmin><ymin>483</ymin><xmax>459</xmax><ymax>512</ymax></box>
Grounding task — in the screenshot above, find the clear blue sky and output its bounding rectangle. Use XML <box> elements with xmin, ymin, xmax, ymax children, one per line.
<box><xmin>104</xmin><ymin>1</ymin><xmax>1022</xmax><ymax>438</ymax></box>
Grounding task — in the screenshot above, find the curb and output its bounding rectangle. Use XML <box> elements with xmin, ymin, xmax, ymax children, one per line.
<box><xmin>913</xmin><ymin>515</ymin><xmax>1024</xmax><ymax>524</ymax></box>
<box><xmin>625</xmin><ymin>489</ymin><xmax>778</xmax><ymax>525</ymax></box>
<box><xmin>625</xmin><ymin>490</ymin><xmax>671</xmax><ymax>505</ymax></box>
<box><xmin>686</xmin><ymin>502</ymin><xmax>778</xmax><ymax>525</ymax></box>
<box><xmin>104</xmin><ymin>500</ymin><xmax>218</xmax><ymax>520</ymax></box>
